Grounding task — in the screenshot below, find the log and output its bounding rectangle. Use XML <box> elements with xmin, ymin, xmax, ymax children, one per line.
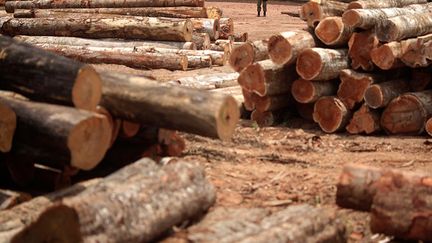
<box><xmin>205</xmin><ymin>6</ymin><xmax>223</xmax><ymax>19</ymax></box>
<box><xmin>251</xmin><ymin>109</ymin><xmax>292</xmax><ymax>127</ymax></box>
<box><xmin>242</xmin><ymin>88</ymin><xmax>255</xmax><ymax>111</ymax></box>
<box><xmin>0</xmin><ymin>101</ymin><xmax>16</xmax><ymax>153</ymax></box>
<box><xmin>381</xmin><ymin>90</ymin><xmax>432</xmax><ymax>134</ymax></box>
<box><xmin>410</xmin><ymin>68</ymin><xmax>432</xmax><ymax>92</ymax></box>
<box><xmin>229</xmin><ymin>40</ymin><xmax>268</xmax><ymax>72</ymax></box>
<box><xmin>173</xmin><ymin>72</ymin><xmax>239</xmax><ymax>90</ymax></box>
<box><xmin>291</xmin><ymin>78</ymin><xmax>337</xmax><ymax>104</ymax></box>
<box><xmin>346</xmin><ymin>104</ymin><xmax>381</xmax><ymax>134</ymax></box>
<box><xmin>118</xmin><ymin>121</ymin><xmax>141</xmax><ymax>138</ymax></box>
<box><xmin>1</xmin><ymin>16</ymin><xmax>193</xmax><ymax>42</ymax></box>
<box><xmin>237</xmin><ymin>60</ymin><xmax>298</xmax><ymax>96</ymax></box>
<box><xmin>187</xmin><ymin>205</ymin><xmax>346</xmax><ymax>242</ymax></box>
<box><xmin>313</xmin><ymin>96</ymin><xmax>352</xmax><ymax>133</ymax></box>
<box><xmin>191</xmin><ymin>18</ymin><xmax>220</xmax><ymax>40</ymax></box>
<box><xmin>209</xmin><ymin>39</ymin><xmax>232</xmax><ymax>52</ymax></box>
<box><xmin>0</xmin><ymin>189</ymin><xmax>31</xmax><ymax>210</ymax></box>
<box><xmin>192</xmin><ymin>32</ymin><xmax>211</xmax><ymax>50</ymax></box>
<box><xmin>300</xmin><ymin>0</ymin><xmax>348</xmax><ymax>28</ymax></box>
<box><xmin>400</xmin><ymin>33</ymin><xmax>432</xmax><ymax>68</ymax></box>
<box><xmin>370</xmin><ymin>42</ymin><xmax>404</xmax><ymax>70</ymax></box>
<box><xmin>186</xmin><ymin>55</ymin><xmax>213</xmax><ymax>68</ymax></box>
<box><xmin>315</xmin><ymin>16</ymin><xmax>353</xmax><ymax>46</ymax></box>
<box><xmin>96</xmin><ymin>105</ymin><xmax>119</xmax><ymax>147</ymax></box>
<box><xmin>425</xmin><ymin>117</ymin><xmax>432</xmax><ymax>136</ymax></box>
<box><xmin>251</xmin><ymin>93</ymin><xmax>294</xmax><ymax>112</ymax></box>
<box><xmin>342</xmin><ymin>3</ymin><xmax>432</xmax><ymax>30</ymax></box>
<box><xmin>268</xmin><ymin>30</ymin><xmax>317</xmax><ymax>66</ymax></box>
<box><xmin>0</xmin><ymin>95</ymin><xmax>111</xmax><ymax>170</ymax></box>
<box><xmin>0</xmin><ymin>36</ymin><xmax>102</xmax><ymax>111</ymax></box>
<box><xmin>99</xmin><ymin>72</ymin><xmax>240</xmax><ymax>140</ymax></box>
<box><xmin>297</xmin><ymin>48</ymin><xmax>349</xmax><ymax>81</ymax></box>
<box><xmin>348</xmin><ymin>0</ymin><xmax>428</xmax><ymax>9</ymax></box>
<box><xmin>231</xmin><ymin>32</ymin><xmax>248</xmax><ymax>42</ymax></box>
<box><xmin>14</xmin><ymin>35</ymin><xmax>197</xmax><ymax>50</ymax></box>
<box><xmin>219</xmin><ymin>17</ymin><xmax>234</xmax><ymax>39</ymax></box>
<box><xmin>348</xmin><ymin>30</ymin><xmax>379</xmax><ymax>71</ymax></box>
<box><xmin>376</xmin><ymin>13</ymin><xmax>432</xmax><ymax>42</ymax></box>
<box><xmin>364</xmin><ymin>80</ymin><xmax>410</xmax><ymax>109</ymax></box>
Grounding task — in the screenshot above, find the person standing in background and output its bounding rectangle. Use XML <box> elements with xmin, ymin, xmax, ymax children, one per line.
<box><xmin>257</xmin><ymin>0</ymin><xmax>267</xmax><ymax>17</ymax></box>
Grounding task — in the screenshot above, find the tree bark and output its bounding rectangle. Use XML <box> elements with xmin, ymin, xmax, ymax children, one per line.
<box><xmin>252</xmin><ymin>93</ymin><xmax>294</xmax><ymax>112</ymax></box>
<box><xmin>300</xmin><ymin>0</ymin><xmax>348</xmax><ymax>28</ymax></box>
<box><xmin>348</xmin><ymin>0</ymin><xmax>428</xmax><ymax>9</ymax></box>
<box><xmin>291</xmin><ymin>78</ymin><xmax>337</xmax><ymax>104</ymax></box>
<box><xmin>173</xmin><ymin>72</ymin><xmax>239</xmax><ymax>90</ymax></box>
<box><xmin>315</xmin><ymin>16</ymin><xmax>353</xmax><ymax>46</ymax></box>
<box><xmin>0</xmin><ymin>101</ymin><xmax>16</xmax><ymax>153</ymax></box>
<box><xmin>1</xmin><ymin>16</ymin><xmax>193</xmax><ymax>42</ymax></box>
<box><xmin>400</xmin><ymin>33</ymin><xmax>432</xmax><ymax>68</ymax></box>
<box><xmin>0</xmin><ymin>36</ymin><xmax>102</xmax><ymax>111</ymax></box>
<box><xmin>348</xmin><ymin>30</ymin><xmax>379</xmax><ymax>71</ymax></box>
<box><xmin>381</xmin><ymin>90</ymin><xmax>432</xmax><ymax>134</ymax></box>
<box><xmin>297</xmin><ymin>48</ymin><xmax>349</xmax><ymax>80</ymax></box>
<box><xmin>268</xmin><ymin>29</ymin><xmax>317</xmax><ymax>66</ymax></box>
<box><xmin>219</xmin><ymin>17</ymin><xmax>234</xmax><ymax>39</ymax></box>
<box><xmin>376</xmin><ymin>13</ymin><xmax>432</xmax><ymax>42</ymax></box>
<box><xmin>370</xmin><ymin>41</ymin><xmax>405</xmax><ymax>70</ymax></box>
<box><xmin>210</xmin><ymin>86</ymin><xmax>246</xmax><ymax>112</ymax></box>
<box><xmin>192</xmin><ymin>32</ymin><xmax>211</xmax><ymax>50</ymax></box>
<box><xmin>313</xmin><ymin>96</ymin><xmax>352</xmax><ymax>133</ymax></box>
<box><xmin>0</xmin><ymin>95</ymin><xmax>111</xmax><ymax>170</ymax></box>
<box><xmin>187</xmin><ymin>205</ymin><xmax>346</xmax><ymax>243</ymax></box>
<box><xmin>0</xmin><ymin>189</ymin><xmax>31</xmax><ymax>210</ymax></box>
<box><xmin>229</xmin><ymin>40</ymin><xmax>269</xmax><ymax>72</ymax></box>
<box><xmin>99</xmin><ymin>72</ymin><xmax>240</xmax><ymax>140</ymax></box>
<box><xmin>190</xmin><ymin>18</ymin><xmax>220</xmax><ymax>40</ymax></box>
<box><xmin>346</xmin><ymin>104</ymin><xmax>381</xmax><ymax>134</ymax></box>
<box><xmin>364</xmin><ymin>79</ymin><xmax>410</xmax><ymax>109</ymax></box>
<box><xmin>238</xmin><ymin>60</ymin><xmax>298</xmax><ymax>96</ymax></box>
<box><xmin>251</xmin><ymin>109</ymin><xmax>293</xmax><ymax>127</ymax></box>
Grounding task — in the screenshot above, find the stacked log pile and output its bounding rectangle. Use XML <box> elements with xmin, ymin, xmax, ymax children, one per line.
<box><xmin>233</xmin><ymin>0</ymin><xmax>432</xmax><ymax>137</ymax></box>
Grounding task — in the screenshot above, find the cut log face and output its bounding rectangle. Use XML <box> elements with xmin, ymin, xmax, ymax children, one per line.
<box><xmin>268</xmin><ymin>30</ymin><xmax>317</xmax><ymax>66</ymax></box>
<box><xmin>241</xmin><ymin>88</ymin><xmax>255</xmax><ymax>111</ymax></box>
<box><xmin>400</xmin><ymin>33</ymin><xmax>432</xmax><ymax>68</ymax></box>
<box><xmin>370</xmin><ymin>42</ymin><xmax>404</xmax><ymax>70</ymax></box>
<box><xmin>315</xmin><ymin>16</ymin><xmax>353</xmax><ymax>46</ymax></box>
<box><xmin>313</xmin><ymin>96</ymin><xmax>351</xmax><ymax>133</ymax></box>
<box><xmin>376</xmin><ymin>13</ymin><xmax>432</xmax><ymax>42</ymax></box>
<box><xmin>0</xmin><ymin>101</ymin><xmax>16</xmax><ymax>153</ymax></box>
<box><xmin>425</xmin><ymin>117</ymin><xmax>432</xmax><ymax>136</ymax></box>
<box><xmin>297</xmin><ymin>48</ymin><xmax>349</xmax><ymax>81</ymax></box>
<box><xmin>348</xmin><ymin>0</ymin><xmax>428</xmax><ymax>9</ymax></box>
<box><xmin>205</xmin><ymin>6</ymin><xmax>223</xmax><ymax>19</ymax></box>
<box><xmin>346</xmin><ymin>104</ymin><xmax>381</xmax><ymax>134</ymax></box>
<box><xmin>348</xmin><ymin>30</ymin><xmax>379</xmax><ymax>71</ymax></box>
<box><xmin>229</xmin><ymin>40</ymin><xmax>268</xmax><ymax>72</ymax></box>
<box><xmin>364</xmin><ymin>80</ymin><xmax>410</xmax><ymax>109</ymax></box>
<box><xmin>119</xmin><ymin>120</ymin><xmax>141</xmax><ymax>138</ymax></box>
<box><xmin>291</xmin><ymin>78</ymin><xmax>337</xmax><ymax>104</ymax></box>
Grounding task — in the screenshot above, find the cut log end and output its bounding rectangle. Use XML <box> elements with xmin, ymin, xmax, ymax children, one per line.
<box><xmin>120</xmin><ymin>120</ymin><xmax>141</xmax><ymax>138</ymax></box>
<box><xmin>268</xmin><ymin>35</ymin><xmax>292</xmax><ymax>65</ymax></box>
<box><xmin>237</xmin><ymin>63</ymin><xmax>265</xmax><ymax>95</ymax></box>
<box><xmin>0</xmin><ymin>102</ymin><xmax>16</xmax><ymax>153</ymax></box>
<box><xmin>72</xmin><ymin>65</ymin><xmax>102</xmax><ymax>111</ymax></box>
<box><xmin>229</xmin><ymin>42</ymin><xmax>254</xmax><ymax>72</ymax></box>
<box><xmin>184</xmin><ymin>19</ymin><xmax>194</xmax><ymax>42</ymax></box>
<box><xmin>315</xmin><ymin>17</ymin><xmax>344</xmax><ymax>45</ymax></box>
<box><xmin>216</xmin><ymin>96</ymin><xmax>240</xmax><ymax>141</ymax></box>
<box><xmin>425</xmin><ymin>118</ymin><xmax>432</xmax><ymax>136</ymax></box>
<box><xmin>296</xmin><ymin>49</ymin><xmax>323</xmax><ymax>81</ymax></box>
<box><xmin>313</xmin><ymin>97</ymin><xmax>349</xmax><ymax>133</ymax></box>
<box><xmin>370</xmin><ymin>45</ymin><xmax>399</xmax><ymax>70</ymax></box>
<box><xmin>342</xmin><ymin>10</ymin><xmax>361</xmax><ymax>28</ymax></box>
<box><xmin>291</xmin><ymin>79</ymin><xmax>316</xmax><ymax>103</ymax></box>
<box><xmin>347</xmin><ymin>2</ymin><xmax>363</xmax><ymax>9</ymax></box>
<box><xmin>364</xmin><ymin>85</ymin><xmax>384</xmax><ymax>109</ymax></box>
<box><xmin>346</xmin><ymin>105</ymin><xmax>381</xmax><ymax>134</ymax></box>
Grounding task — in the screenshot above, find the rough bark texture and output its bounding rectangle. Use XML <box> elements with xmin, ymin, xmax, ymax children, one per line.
<box><xmin>99</xmin><ymin>72</ymin><xmax>240</xmax><ymax>140</ymax></box>
<box><xmin>364</xmin><ymin>79</ymin><xmax>410</xmax><ymax>109</ymax></box>
<box><xmin>0</xmin><ymin>100</ymin><xmax>16</xmax><ymax>153</ymax></box>
<box><xmin>381</xmin><ymin>90</ymin><xmax>432</xmax><ymax>135</ymax></box>
<box><xmin>192</xmin><ymin>32</ymin><xmax>211</xmax><ymax>50</ymax></box>
<box><xmin>348</xmin><ymin>30</ymin><xmax>379</xmax><ymax>71</ymax></box>
<box><xmin>238</xmin><ymin>60</ymin><xmax>297</xmax><ymax>96</ymax></box>
<box><xmin>191</xmin><ymin>18</ymin><xmax>220</xmax><ymax>40</ymax></box>
<box><xmin>0</xmin><ymin>189</ymin><xmax>31</xmax><ymax>210</ymax></box>
<box><xmin>173</xmin><ymin>72</ymin><xmax>239</xmax><ymax>90</ymax></box>
<box><xmin>1</xmin><ymin>16</ymin><xmax>193</xmax><ymax>42</ymax></box>
<box><xmin>0</xmin><ymin>36</ymin><xmax>102</xmax><ymax>111</ymax></box>
<box><xmin>187</xmin><ymin>205</ymin><xmax>346</xmax><ymax>243</ymax></box>
<box><xmin>251</xmin><ymin>109</ymin><xmax>293</xmax><ymax>127</ymax></box>
<box><xmin>291</xmin><ymin>78</ymin><xmax>337</xmax><ymax>104</ymax></box>
<box><xmin>315</xmin><ymin>16</ymin><xmax>353</xmax><ymax>46</ymax></box>
<box><xmin>348</xmin><ymin>0</ymin><xmax>428</xmax><ymax>9</ymax></box>
<box><xmin>297</xmin><ymin>48</ymin><xmax>349</xmax><ymax>81</ymax></box>
<box><xmin>400</xmin><ymin>33</ymin><xmax>432</xmax><ymax>68</ymax></box>
<box><xmin>346</xmin><ymin>104</ymin><xmax>381</xmax><ymax>134</ymax></box>
<box><xmin>229</xmin><ymin>40</ymin><xmax>268</xmax><ymax>72</ymax></box>
<box><xmin>313</xmin><ymin>96</ymin><xmax>352</xmax><ymax>133</ymax></box>
<box><xmin>300</xmin><ymin>0</ymin><xmax>348</xmax><ymax>28</ymax></box>
<box><xmin>376</xmin><ymin>13</ymin><xmax>432</xmax><ymax>42</ymax></box>
<box><xmin>268</xmin><ymin>30</ymin><xmax>317</xmax><ymax>66</ymax></box>
<box><xmin>370</xmin><ymin>42</ymin><xmax>404</xmax><ymax>70</ymax></box>
<box><xmin>0</xmin><ymin>95</ymin><xmax>111</xmax><ymax>170</ymax></box>
<box><xmin>219</xmin><ymin>17</ymin><xmax>234</xmax><ymax>39</ymax></box>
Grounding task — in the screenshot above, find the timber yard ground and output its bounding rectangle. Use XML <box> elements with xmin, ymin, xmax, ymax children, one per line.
<box><xmin>98</xmin><ymin>1</ymin><xmax>432</xmax><ymax>242</ymax></box>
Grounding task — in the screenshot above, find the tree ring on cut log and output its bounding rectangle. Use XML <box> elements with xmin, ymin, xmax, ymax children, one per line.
<box><xmin>296</xmin><ymin>49</ymin><xmax>323</xmax><ymax>81</ymax></box>
<box><xmin>68</xmin><ymin>115</ymin><xmax>111</xmax><ymax>170</ymax></box>
<box><xmin>268</xmin><ymin>34</ymin><xmax>293</xmax><ymax>65</ymax></box>
<box><xmin>364</xmin><ymin>85</ymin><xmax>384</xmax><ymax>109</ymax></box>
<box><xmin>72</xmin><ymin>65</ymin><xmax>102</xmax><ymax>111</ymax></box>
<box><xmin>370</xmin><ymin>45</ymin><xmax>397</xmax><ymax>70</ymax></box>
<box><xmin>229</xmin><ymin>42</ymin><xmax>254</xmax><ymax>72</ymax></box>
<box><xmin>216</xmin><ymin>96</ymin><xmax>240</xmax><ymax>141</ymax></box>
<box><xmin>0</xmin><ymin>103</ymin><xmax>16</xmax><ymax>153</ymax></box>
<box><xmin>237</xmin><ymin>62</ymin><xmax>265</xmax><ymax>95</ymax></box>
<box><xmin>291</xmin><ymin>79</ymin><xmax>315</xmax><ymax>103</ymax></box>
<box><xmin>425</xmin><ymin>118</ymin><xmax>432</xmax><ymax>136</ymax></box>
<box><xmin>313</xmin><ymin>97</ymin><xmax>347</xmax><ymax>133</ymax></box>
<box><xmin>342</xmin><ymin>10</ymin><xmax>361</xmax><ymax>28</ymax></box>
<box><xmin>315</xmin><ymin>17</ymin><xmax>344</xmax><ymax>44</ymax></box>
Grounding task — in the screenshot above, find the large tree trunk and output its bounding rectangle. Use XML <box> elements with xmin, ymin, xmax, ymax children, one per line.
<box><xmin>346</xmin><ymin>104</ymin><xmax>381</xmax><ymax>134</ymax></box>
<box><xmin>313</xmin><ymin>96</ymin><xmax>352</xmax><ymax>133</ymax></box>
<box><xmin>0</xmin><ymin>189</ymin><xmax>31</xmax><ymax>210</ymax></box>
<box><xmin>237</xmin><ymin>60</ymin><xmax>297</xmax><ymax>96</ymax></box>
<box><xmin>348</xmin><ymin>30</ymin><xmax>379</xmax><ymax>71</ymax></box>
<box><xmin>192</xmin><ymin>32</ymin><xmax>211</xmax><ymax>50</ymax></box>
<box><xmin>370</xmin><ymin>41</ymin><xmax>404</xmax><ymax>70</ymax></box>
<box><xmin>173</xmin><ymin>72</ymin><xmax>239</xmax><ymax>90</ymax></box>
<box><xmin>381</xmin><ymin>90</ymin><xmax>432</xmax><ymax>134</ymax></box>
<box><xmin>0</xmin><ymin>101</ymin><xmax>16</xmax><ymax>153</ymax></box>
<box><xmin>300</xmin><ymin>0</ymin><xmax>348</xmax><ymax>28</ymax></box>
<box><xmin>400</xmin><ymin>33</ymin><xmax>432</xmax><ymax>68</ymax></box>
<box><xmin>219</xmin><ymin>17</ymin><xmax>234</xmax><ymax>39</ymax></box>
<box><xmin>364</xmin><ymin>79</ymin><xmax>410</xmax><ymax>109</ymax></box>
<box><xmin>268</xmin><ymin>30</ymin><xmax>317</xmax><ymax>66</ymax></box>
<box><xmin>376</xmin><ymin>13</ymin><xmax>432</xmax><ymax>42</ymax></box>
<box><xmin>348</xmin><ymin>0</ymin><xmax>428</xmax><ymax>9</ymax></box>
<box><xmin>315</xmin><ymin>16</ymin><xmax>353</xmax><ymax>46</ymax></box>
<box><xmin>186</xmin><ymin>205</ymin><xmax>346</xmax><ymax>243</ymax></box>
<box><xmin>297</xmin><ymin>48</ymin><xmax>349</xmax><ymax>81</ymax></box>
<box><xmin>190</xmin><ymin>18</ymin><xmax>220</xmax><ymax>40</ymax></box>
<box><xmin>1</xmin><ymin>16</ymin><xmax>193</xmax><ymax>42</ymax></box>
<box><xmin>0</xmin><ymin>95</ymin><xmax>111</xmax><ymax>170</ymax></box>
<box><xmin>99</xmin><ymin>72</ymin><xmax>240</xmax><ymax>140</ymax></box>
<box><xmin>291</xmin><ymin>78</ymin><xmax>337</xmax><ymax>104</ymax></box>
<box><xmin>0</xmin><ymin>36</ymin><xmax>102</xmax><ymax>111</ymax></box>
<box><xmin>229</xmin><ymin>40</ymin><xmax>268</xmax><ymax>72</ymax></box>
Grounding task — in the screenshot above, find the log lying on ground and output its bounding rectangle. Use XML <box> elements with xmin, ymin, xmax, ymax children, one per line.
<box><xmin>347</xmin><ymin>0</ymin><xmax>428</xmax><ymax>9</ymax></box>
<box><xmin>313</xmin><ymin>96</ymin><xmax>352</xmax><ymax>133</ymax></box>
<box><xmin>229</xmin><ymin>40</ymin><xmax>268</xmax><ymax>72</ymax></box>
<box><xmin>5</xmin><ymin>0</ymin><xmax>204</xmax><ymax>12</ymax></box>
<box><xmin>99</xmin><ymin>72</ymin><xmax>240</xmax><ymax>140</ymax></box>
<box><xmin>0</xmin><ymin>36</ymin><xmax>102</xmax><ymax>111</ymax></box>
<box><xmin>0</xmin><ymin>101</ymin><xmax>16</xmax><ymax>153</ymax></box>
<box><xmin>173</xmin><ymin>72</ymin><xmax>239</xmax><ymax>90</ymax></box>
<box><xmin>14</xmin><ymin>35</ymin><xmax>196</xmax><ymax>50</ymax></box>
<box><xmin>400</xmin><ymin>33</ymin><xmax>432</xmax><ymax>68</ymax></box>
<box><xmin>315</xmin><ymin>16</ymin><xmax>353</xmax><ymax>46</ymax></box>
<box><xmin>370</xmin><ymin>42</ymin><xmax>404</xmax><ymax>70</ymax></box>
<box><xmin>348</xmin><ymin>30</ymin><xmax>379</xmax><ymax>71</ymax></box>
<box><xmin>205</xmin><ymin>6</ymin><xmax>223</xmax><ymax>19</ymax></box>
<box><xmin>364</xmin><ymin>80</ymin><xmax>410</xmax><ymax>109</ymax></box>
<box><xmin>192</xmin><ymin>32</ymin><xmax>211</xmax><ymax>50</ymax></box>
<box><xmin>1</xmin><ymin>17</ymin><xmax>193</xmax><ymax>42</ymax></box>
<box><xmin>381</xmin><ymin>90</ymin><xmax>432</xmax><ymax>135</ymax></box>
<box><xmin>191</xmin><ymin>18</ymin><xmax>220</xmax><ymax>40</ymax></box>
<box><xmin>0</xmin><ymin>189</ymin><xmax>31</xmax><ymax>210</ymax></box>
<box><xmin>0</xmin><ymin>95</ymin><xmax>111</xmax><ymax>170</ymax></box>
<box><xmin>187</xmin><ymin>205</ymin><xmax>346</xmax><ymax>242</ymax></box>
<box><xmin>346</xmin><ymin>104</ymin><xmax>381</xmax><ymax>134</ymax></box>
<box><xmin>268</xmin><ymin>30</ymin><xmax>317</xmax><ymax>66</ymax></box>
<box><xmin>291</xmin><ymin>78</ymin><xmax>337</xmax><ymax>104</ymax></box>
<box><xmin>300</xmin><ymin>0</ymin><xmax>348</xmax><ymax>28</ymax></box>
<box><xmin>237</xmin><ymin>60</ymin><xmax>297</xmax><ymax>96</ymax></box>
<box><xmin>297</xmin><ymin>48</ymin><xmax>349</xmax><ymax>80</ymax></box>
<box><xmin>342</xmin><ymin>3</ymin><xmax>432</xmax><ymax>30</ymax></box>
<box><xmin>376</xmin><ymin>13</ymin><xmax>432</xmax><ymax>42</ymax></box>
<box><xmin>251</xmin><ymin>109</ymin><xmax>293</xmax><ymax>127</ymax></box>
<box><xmin>219</xmin><ymin>18</ymin><xmax>234</xmax><ymax>39</ymax></box>
<box><xmin>252</xmin><ymin>93</ymin><xmax>294</xmax><ymax>112</ymax></box>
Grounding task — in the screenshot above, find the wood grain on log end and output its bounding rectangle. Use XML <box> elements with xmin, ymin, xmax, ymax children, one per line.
<box><xmin>241</xmin><ymin>88</ymin><xmax>255</xmax><ymax>111</ymax></box>
<box><xmin>119</xmin><ymin>120</ymin><xmax>141</xmax><ymax>138</ymax></box>
<box><xmin>229</xmin><ymin>42</ymin><xmax>254</xmax><ymax>72</ymax></box>
<box><xmin>315</xmin><ymin>17</ymin><xmax>352</xmax><ymax>46</ymax></box>
<box><xmin>364</xmin><ymin>85</ymin><xmax>385</xmax><ymax>109</ymax></box>
<box><xmin>292</xmin><ymin>78</ymin><xmax>336</xmax><ymax>104</ymax></box>
<box><xmin>313</xmin><ymin>96</ymin><xmax>351</xmax><ymax>133</ymax></box>
<box><xmin>346</xmin><ymin>105</ymin><xmax>381</xmax><ymax>134</ymax></box>
<box><xmin>348</xmin><ymin>31</ymin><xmax>379</xmax><ymax>71</ymax></box>
<box><xmin>72</xmin><ymin>65</ymin><xmax>102</xmax><ymax>111</ymax></box>
<box><xmin>216</xmin><ymin>95</ymin><xmax>239</xmax><ymax>140</ymax></box>
<box><xmin>338</xmin><ymin>69</ymin><xmax>372</xmax><ymax>109</ymax></box>
<box><xmin>425</xmin><ymin>117</ymin><xmax>432</xmax><ymax>136</ymax></box>
<box><xmin>268</xmin><ymin>34</ymin><xmax>293</xmax><ymax>65</ymax></box>
<box><xmin>341</xmin><ymin>9</ymin><xmax>361</xmax><ymax>28</ymax></box>
<box><xmin>347</xmin><ymin>2</ymin><xmax>363</xmax><ymax>9</ymax></box>
<box><xmin>297</xmin><ymin>49</ymin><xmax>323</xmax><ymax>80</ymax></box>
<box><xmin>237</xmin><ymin>62</ymin><xmax>264</xmax><ymax>94</ymax></box>
<box><xmin>370</xmin><ymin>43</ymin><xmax>403</xmax><ymax>70</ymax></box>
<box><xmin>0</xmin><ymin>102</ymin><xmax>16</xmax><ymax>153</ymax></box>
